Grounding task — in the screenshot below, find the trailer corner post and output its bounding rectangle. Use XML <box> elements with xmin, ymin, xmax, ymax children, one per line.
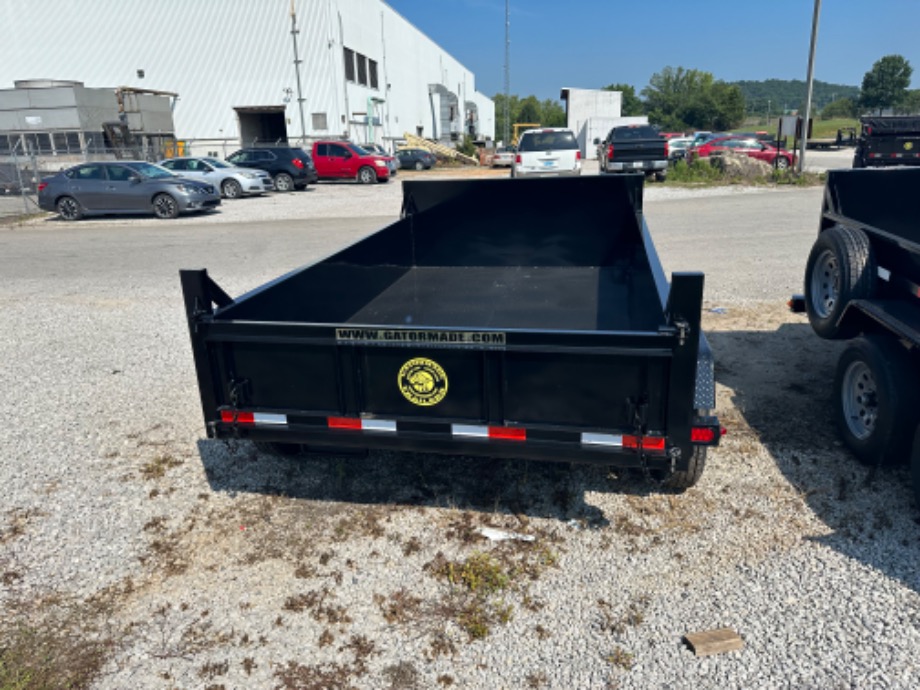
<box><xmin>179</xmin><ymin>269</ymin><xmax>224</xmax><ymax>431</ymax></box>
<box><xmin>665</xmin><ymin>272</ymin><xmax>705</xmax><ymax>464</ymax></box>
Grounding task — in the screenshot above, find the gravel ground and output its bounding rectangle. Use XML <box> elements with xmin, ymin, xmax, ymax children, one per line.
<box><xmin>1</xmin><ymin>166</ymin><xmax>919</xmax><ymax>690</ymax></box>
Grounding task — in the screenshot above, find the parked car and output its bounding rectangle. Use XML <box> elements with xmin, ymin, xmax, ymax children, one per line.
<box><xmin>158</xmin><ymin>157</ymin><xmax>273</xmax><ymax>198</ymax></box>
<box><xmin>511</xmin><ymin>128</ymin><xmax>582</xmax><ymax>178</ymax></box>
<box><xmin>396</xmin><ymin>148</ymin><xmax>437</xmax><ymax>170</ymax></box>
<box><xmin>667</xmin><ymin>136</ymin><xmax>694</xmax><ymax>162</ymax></box>
<box><xmin>225</xmin><ymin>146</ymin><xmax>317</xmax><ymax>192</ymax></box>
<box><xmin>37</xmin><ymin>161</ymin><xmax>220</xmax><ymax>220</ymax></box>
<box><xmin>490</xmin><ymin>147</ymin><xmax>515</xmax><ymax>168</ymax></box>
<box><xmin>693</xmin><ymin>136</ymin><xmax>796</xmax><ymax>169</ymax></box>
<box><xmin>311</xmin><ymin>140</ymin><xmax>392</xmax><ymax>183</ymax></box>
<box><xmin>361</xmin><ymin>143</ymin><xmax>398</xmax><ymax>176</ymax></box>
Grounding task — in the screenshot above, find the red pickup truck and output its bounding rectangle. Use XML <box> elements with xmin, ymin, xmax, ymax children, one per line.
<box><xmin>311</xmin><ymin>141</ymin><xmax>392</xmax><ymax>183</ymax></box>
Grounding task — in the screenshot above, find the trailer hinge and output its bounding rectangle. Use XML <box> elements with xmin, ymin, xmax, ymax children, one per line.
<box><xmin>228</xmin><ymin>378</ymin><xmax>251</xmax><ymax>408</ymax></box>
<box><xmin>674</xmin><ymin>318</ymin><xmax>690</xmax><ymax>346</ymax></box>
<box><xmin>628</xmin><ymin>396</ymin><xmax>649</xmax><ymax>436</ymax></box>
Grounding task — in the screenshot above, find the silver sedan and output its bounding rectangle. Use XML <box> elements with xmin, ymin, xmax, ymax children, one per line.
<box><xmin>159</xmin><ymin>157</ymin><xmax>274</xmax><ymax>198</ymax></box>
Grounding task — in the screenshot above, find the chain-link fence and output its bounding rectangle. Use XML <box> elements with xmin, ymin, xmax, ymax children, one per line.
<box><xmin>0</xmin><ymin>141</ymin><xmax>41</xmax><ymax>223</ymax></box>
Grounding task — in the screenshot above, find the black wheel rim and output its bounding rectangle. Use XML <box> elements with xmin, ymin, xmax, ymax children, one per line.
<box><xmin>154</xmin><ymin>195</ymin><xmax>176</xmax><ymax>218</ymax></box>
<box><xmin>58</xmin><ymin>198</ymin><xmax>78</xmax><ymax>220</ymax></box>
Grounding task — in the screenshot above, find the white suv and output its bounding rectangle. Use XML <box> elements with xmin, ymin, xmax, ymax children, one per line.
<box><xmin>511</xmin><ymin>128</ymin><xmax>582</xmax><ymax>178</ymax></box>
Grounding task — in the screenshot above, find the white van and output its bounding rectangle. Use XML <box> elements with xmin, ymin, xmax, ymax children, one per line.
<box><xmin>511</xmin><ymin>128</ymin><xmax>582</xmax><ymax>178</ymax></box>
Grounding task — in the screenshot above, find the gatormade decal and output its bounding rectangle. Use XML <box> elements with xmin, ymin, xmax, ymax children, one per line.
<box><xmin>336</xmin><ymin>328</ymin><xmax>506</xmax><ymax>348</ymax></box>
<box><xmin>398</xmin><ymin>357</ymin><xmax>448</xmax><ymax>406</ymax></box>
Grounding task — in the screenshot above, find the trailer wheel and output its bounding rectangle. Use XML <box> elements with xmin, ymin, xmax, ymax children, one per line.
<box><xmin>660</xmin><ymin>447</ymin><xmax>706</xmax><ymax>491</ymax></box>
<box><xmin>834</xmin><ymin>335</ymin><xmax>918</xmax><ymax>466</ymax></box>
<box><xmin>911</xmin><ymin>427</ymin><xmax>920</xmax><ymax>508</ymax></box>
<box><xmin>804</xmin><ymin>225</ymin><xmax>875</xmax><ymax>339</ymax></box>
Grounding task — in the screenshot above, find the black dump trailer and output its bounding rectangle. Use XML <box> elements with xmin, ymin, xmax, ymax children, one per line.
<box><xmin>852</xmin><ymin>116</ymin><xmax>920</xmax><ymax>168</ymax></box>
<box><xmin>181</xmin><ymin>175</ymin><xmax>720</xmax><ymax>490</ymax></box>
<box><xmin>798</xmin><ymin>168</ymin><xmax>920</xmax><ymax>503</ymax></box>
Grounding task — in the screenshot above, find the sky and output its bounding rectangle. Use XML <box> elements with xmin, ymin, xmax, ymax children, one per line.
<box><xmin>385</xmin><ymin>0</ymin><xmax>920</xmax><ymax>101</ymax></box>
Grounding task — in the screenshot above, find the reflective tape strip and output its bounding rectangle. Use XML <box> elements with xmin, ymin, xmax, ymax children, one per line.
<box><xmin>452</xmin><ymin>424</ymin><xmax>490</xmax><ymax>438</ymax></box>
<box><xmin>878</xmin><ymin>266</ymin><xmax>891</xmax><ymax>281</ymax></box>
<box><xmin>362</xmin><ymin>419</ymin><xmax>397</xmax><ymax>433</ymax></box>
<box><xmin>252</xmin><ymin>412</ymin><xmax>288</xmax><ymax>426</ymax></box>
<box><xmin>581</xmin><ymin>433</ymin><xmax>624</xmax><ymax>447</ymax></box>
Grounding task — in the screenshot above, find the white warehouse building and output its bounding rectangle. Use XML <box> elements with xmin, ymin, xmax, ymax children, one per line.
<box><xmin>0</xmin><ymin>0</ymin><xmax>494</xmax><ymax>156</ymax></box>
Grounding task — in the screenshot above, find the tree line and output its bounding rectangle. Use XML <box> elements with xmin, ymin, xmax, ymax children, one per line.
<box><xmin>492</xmin><ymin>54</ymin><xmax>918</xmax><ymax>141</ymax></box>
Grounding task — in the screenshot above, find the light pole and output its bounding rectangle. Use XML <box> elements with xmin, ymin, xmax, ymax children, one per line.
<box><xmin>289</xmin><ymin>0</ymin><xmax>307</xmax><ymax>145</ymax></box>
<box><xmin>798</xmin><ymin>0</ymin><xmax>822</xmax><ymax>173</ymax></box>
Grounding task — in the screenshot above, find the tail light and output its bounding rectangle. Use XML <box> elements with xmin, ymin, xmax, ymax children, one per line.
<box><xmin>38</xmin><ymin>182</ymin><xmax>48</xmax><ymax>192</ymax></box>
<box><xmin>292</xmin><ymin>158</ymin><xmax>305</xmax><ymax>170</ymax></box>
<box><xmin>515</xmin><ymin>154</ymin><xmax>521</xmax><ymax>164</ymax></box>
<box><xmin>664</xmin><ymin>140</ymin><xmax>669</xmax><ymax>158</ymax></box>
<box><xmin>576</xmin><ymin>150</ymin><xmax>581</xmax><ymax>161</ymax></box>
<box><xmin>606</xmin><ymin>144</ymin><xmax>614</xmax><ymax>160</ymax></box>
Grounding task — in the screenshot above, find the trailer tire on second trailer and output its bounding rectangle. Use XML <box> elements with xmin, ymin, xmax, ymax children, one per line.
<box><xmin>833</xmin><ymin>334</ymin><xmax>918</xmax><ymax>466</ymax></box>
<box><xmin>804</xmin><ymin>224</ymin><xmax>875</xmax><ymax>340</ymax></box>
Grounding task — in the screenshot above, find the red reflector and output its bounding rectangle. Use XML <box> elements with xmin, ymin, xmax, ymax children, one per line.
<box><xmin>643</xmin><ymin>436</ymin><xmax>666</xmax><ymax>451</ymax></box>
<box><xmin>623</xmin><ymin>435</ymin><xmax>665</xmax><ymax>450</ymax></box>
<box><xmin>488</xmin><ymin>426</ymin><xmax>526</xmax><ymax>441</ymax></box>
<box><xmin>328</xmin><ymin>416</ymin><xmax>362</xmax><ymax>430</ymax></box>
<box><xmin>691</xmin><ymin>427</ymin><xmax>715</xmax><ymax>443</ymax></box>
<box><xmin>292</xmin><ymin>158</ymin><xmax>305</xmax><ymax>169</ymax></box>
<box><xmin>221</xmin><ymin>410</ymin><xmax>254</xmax><ymax>425</ymax></box>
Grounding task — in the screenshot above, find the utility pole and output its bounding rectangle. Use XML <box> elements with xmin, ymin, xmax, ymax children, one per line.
<box><xmin>798</xmin><ymin>0</ymin><xmax>821</xmax><ymax>173</ymax></box>
<box><xmin>290</xmin><ymin>0</ymin><xmax>307</xmax><ymax>145</ymax></box>
<box><xmin>503</xmin><ymin>0</ymin><xmax>510</xmax><ymax>146</ymax></box>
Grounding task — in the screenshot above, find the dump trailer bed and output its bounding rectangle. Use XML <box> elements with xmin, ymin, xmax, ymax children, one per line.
<box><xmin>182</xmin><ymin>175</ymin><xmax>720</xmax><ymax>489</ymax></box>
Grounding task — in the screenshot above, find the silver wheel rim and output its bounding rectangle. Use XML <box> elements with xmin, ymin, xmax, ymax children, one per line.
<box><xmin>842</xmin><ymin>360</ymin><xmax>877</xmax><ymax>440</ymax></box>
<box><xmin>154</xmin><ymin>195</ymin><xmax>176</xmax><ymax>218</ymax></box>
<box><xmin>223</xmin><ymin>180</ymin><xmax>241</xmax><ymax>198</ymax></box>
<box><xmin>58</xmin><ymin>198</ymin><xmax>78</xmax><ymax>220</ymax></box>
<box><xmin>276</xmin><ymin>175</ymin><xmax>292</xmax><ymax>191</ymax></box>
<box><xmin>810</xmin><ymin>248</ymin><xmax>839</xmax><ymax>318</ymax></box>
<box><xmin>776</xmin><ymin>157</ymin><xmax>789</xmax><ymax>170</ymax></box>
<box><xmin>360</xmin><ymin>168</ymin><xmax>373</xmax><ymax>183</ymax></box>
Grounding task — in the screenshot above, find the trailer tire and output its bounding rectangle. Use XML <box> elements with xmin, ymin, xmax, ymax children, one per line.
<box><xmin>834</xmin><ymin>335</ymin><xmax>918</xmax><ymax>467</ymax></box>
<box><xmin>804</xmin><ymin>225</ymin><xmax>875</xmax><ymax>339</ymax></box>
<box><xmin>911</xmin><ymin>427</ymin><xmax>920</xmax><ymax>508</ymax></box>
<box><xmin>661</xmin><ymin>447</ymin><xmax>706</xmax><ymax>491</ymax></box>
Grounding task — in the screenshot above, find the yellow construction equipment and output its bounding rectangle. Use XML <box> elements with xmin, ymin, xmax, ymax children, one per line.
<box><xmin>400</xmin><ymin>132</ymin><xmax>479</xmax><ymax>166</ymax></box>
<box><xmin>512</xmin><ymin>123</ymin><xmax>540</xmax><ymax>146</ymax></box>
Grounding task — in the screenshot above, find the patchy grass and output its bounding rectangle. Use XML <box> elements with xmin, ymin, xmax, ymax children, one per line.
<box><xmin>424</xmin><ymin>544</ymin><xmax>558</xmax><ymax>640</ymax></box>
<box><xmin>666</xmin><ymin>157</ymin><xmax>824</xmax><ymax>187</ymax></box>
<box><xmin>140</xmin><ymin>453</ymin><xmax>184</xmax><ymax>480</ymax></box>
<box><xmin>605</xmin><ymin>646</ymin><xmax>635</xmax><ymax>671</ymax></box>
<box><xmin>0</xmin><ymin>596</ymin><xmax>120</xmax><ymax>690</ymax></box>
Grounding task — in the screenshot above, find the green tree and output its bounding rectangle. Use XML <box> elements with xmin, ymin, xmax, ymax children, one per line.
<box><xmin>602</xmin><ymin>83</ymin><xmax>644</xmax><ymax>115</ymax></box>
<box><xmin>860</xmin><ymin>54</ymin><xmax>913</xmax><ymax>114</ymax></box>
<box><xmin>642</xmin><ymin>66</ymin><xmax>745</xmax><ymax>131</ymax></box>
<box><xmin>821</xmin><ymin>97</ymin><xmax>856</xmax><ymax>120</ymax></box>
<box><xmin>517</xmin><ymin>96</ymin><xmax>542</xmax><ymax>124</ymax></box>
<box><xmin>540</xmin><ymin>98</ymin><xmax>567</xmax><ymax>126</ymax></box>
<box><xmin>904</xmin><ymin>89</ymin><xmax>920</xmax><ymax>114</ymax></box>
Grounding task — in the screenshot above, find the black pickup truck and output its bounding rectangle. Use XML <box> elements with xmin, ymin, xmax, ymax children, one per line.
<box><xmin>852</xmin><ymin>116</ymin><xmax>920</xmax><ymax>168</ymax></box>
<box><xmin>181</xmin><ymin>175</ymin><xmax>721</xmax><ymax>490</ymax></box>
<box><xmin>594</xmin><ymin>124</ymin><xmax>669</xmax><ymax>181</ymax></box>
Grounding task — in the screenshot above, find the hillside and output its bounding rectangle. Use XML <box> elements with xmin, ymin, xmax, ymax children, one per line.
<box><xmin>731</xmin><ymin>79</ymin><xmax>860</xmax><ymax>114</ymax></box>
